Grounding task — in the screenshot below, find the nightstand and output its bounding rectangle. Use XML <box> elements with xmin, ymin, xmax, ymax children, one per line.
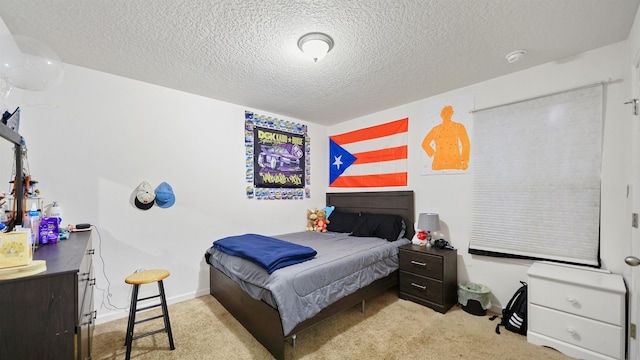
<box><xmin>527</xmin><ymin>261</ymin><xmax>626</xmax><ymax>360</ymax></box>
<box><xmin>398</xmin><ymin>244</ymin><xmax>457</xmax><ymax>313</ymax></box>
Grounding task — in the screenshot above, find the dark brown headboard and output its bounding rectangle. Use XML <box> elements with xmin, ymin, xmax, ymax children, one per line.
<box><xmin>325</xmin><ymin>191</ymin><xmax>415</xmax><ymax>239</ymax></box>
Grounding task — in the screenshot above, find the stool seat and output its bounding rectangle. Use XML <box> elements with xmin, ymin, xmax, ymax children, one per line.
<box><xmin>124</xmin><ymin>268</ymin><xmax>175</xmax><ymax>360</ymax></box>
<box><xmin>126</xmin><ymin>269</ymin><xmax>170</xmax><ymax>285</ymax></box>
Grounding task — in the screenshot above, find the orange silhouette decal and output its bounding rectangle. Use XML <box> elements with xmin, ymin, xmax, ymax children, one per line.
<box><xmin>422</xmin><ymin>105</ymin><xmax>470</xmax><ymax>170</ymax></box>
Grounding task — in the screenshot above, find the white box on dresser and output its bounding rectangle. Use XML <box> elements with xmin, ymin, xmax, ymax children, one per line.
<box><xmin>527</xmin><ymin>261</ymin><xmax>627</xmax><ymax>360</ymax></box>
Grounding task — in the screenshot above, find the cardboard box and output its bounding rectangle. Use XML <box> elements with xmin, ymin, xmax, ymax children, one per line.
<box><xmin>0</xmin><ymin>231</ymin><xmax>32</xmax><ymax>269</ymax></box>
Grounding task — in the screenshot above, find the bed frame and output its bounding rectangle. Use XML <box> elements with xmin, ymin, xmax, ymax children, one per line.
<box><xmin>209</xmin><ymin>190</ymin><xmax>414</xmax><ymax>359</ymax></box>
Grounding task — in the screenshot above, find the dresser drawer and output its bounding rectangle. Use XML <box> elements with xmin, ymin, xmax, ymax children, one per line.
<box><xmin>78</xmin><ymin>276</ymin><xmax>95</xmax><ymax>360</ymax></box>
<box><xmin>399</xmin><ymin>271</ymin><xmax>443</xmax><ymax>304</ymax></box>
<box><xmin>79</xmin><ymin>263</ymin><xmax>94</xmax><ymax>321</ymax></box>
<box><xmin>77</xmin><ymin>238</ymin><xmax>94</xmax><ymax>322</ymax></box>
<box><xmin>529</xmin><ymin>304</ymin><xmax>624</xmax><ymax>359</ymax></box>
<box><xmin>529</xmin><ymin>272</ymin><xmax>624</xmax><ymax>326</ymax></box>
<box><xmin>399</xmin><ymin>251</ymin><xmax>442</xmax><ymax>280</ymax></box>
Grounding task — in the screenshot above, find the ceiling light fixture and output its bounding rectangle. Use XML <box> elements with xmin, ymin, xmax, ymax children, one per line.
<box><xmin>505</xmin><ymin>50</ymin><xmax>526</xmax><ymax>64</ymax></box>
<box><xmin>298</xmin><ymin>32</ymin><xmax>334</xmax><ymax>62</ymax></box>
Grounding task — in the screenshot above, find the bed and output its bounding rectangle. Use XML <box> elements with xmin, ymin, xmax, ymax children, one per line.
<box><xmin>205</xmin><ymin>190</ymin><xmax>415</xmax><ymax>359</ymax></box>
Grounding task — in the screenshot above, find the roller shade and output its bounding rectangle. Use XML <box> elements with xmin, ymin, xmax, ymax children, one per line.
<box><xmin>469</xmin><ymin>84</ymin><xmax>603</xmax><ymax>266</ymax></box>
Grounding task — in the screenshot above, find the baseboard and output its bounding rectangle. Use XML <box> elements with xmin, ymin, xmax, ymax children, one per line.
<box><xmin>95</xmin><ymin>287</ymin><xmax>210</xmax><ymax>325</ymax></box>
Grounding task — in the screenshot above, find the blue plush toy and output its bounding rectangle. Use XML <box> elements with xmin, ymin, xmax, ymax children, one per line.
<box><xmin>323</xmin><ymin>205</ymin><xmax>335</xmax><ymax>219</ymax></box>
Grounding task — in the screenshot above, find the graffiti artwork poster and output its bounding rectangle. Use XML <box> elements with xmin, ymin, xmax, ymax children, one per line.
<box><xmin>245</xmin><ymin>111</ymin><xmax>310</xmax><ymax>200</ymax></box>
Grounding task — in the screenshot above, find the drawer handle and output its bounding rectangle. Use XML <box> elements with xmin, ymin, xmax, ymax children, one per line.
<box><xmin>567</xmin><ymin>327</ymin><xmax>577</xmax><ymax>336</ymax></box>
<box><xmin>567</xmin><ymin>297</ymin><xmax>577</xmax><ymax>304</ymax></box>
<box><xmin>411</xmin><ymin>282</ymin><xmax>427</xmax><ymax>290</ymax></box>
<box><xmin>410</xmin><ymin>260</ymin><xmax>427</xmax><ymax>267</ymax></box>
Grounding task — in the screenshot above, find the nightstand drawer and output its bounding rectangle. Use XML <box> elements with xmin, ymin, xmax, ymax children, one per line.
<box><xmin>529</xmin><ymin>276</ymin><xmax>624</xmax><ymax>325</ymax></box>
<box><xmin>529</xmin><ymin>304</ymin><xmax>624</xmax><ymax>359</ymax></box>
<box><xmin>528</xmin><ymin>263</ymin><xmax>625</xmax><ymax>326</ymax></box>
<box><xmin>527</xmin><ymin>261</ymin><xmax>627</xmax><ymax>360</ymax></box>
<box><xmin>399</xmin><ymin>252</ymin><xmax>443</xmax><ymax>279</ymax></box>
<box><xmin>399</xmin><ymin>271</ymin><xmax>443</xmax><ymax>304</ymax></box>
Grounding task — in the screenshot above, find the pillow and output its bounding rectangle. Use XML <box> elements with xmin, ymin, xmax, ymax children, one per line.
<box><xmin>397</xmin><ymin>219</ymin><xmax>406</xmax><ymax>240</ymax></box>
<box><xmin>326</xmin><ymin>210</ymin><xmax>359</xmax><ymax>233</ymax></box>
<box><xmin>351</xmin><ymin>213</ymin><xmax>405</xmax><ymax>241</ymax></box>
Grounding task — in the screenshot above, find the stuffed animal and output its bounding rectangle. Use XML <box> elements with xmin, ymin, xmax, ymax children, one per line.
<box><xmin>306</xmin><ymin>208</ymin><xmax>318</xmax><ymax>231</ymax></box>
<box><xmin>315</xmin><ymin>209</ymin><xmax>330</xmax><ymax>232</ymax></box>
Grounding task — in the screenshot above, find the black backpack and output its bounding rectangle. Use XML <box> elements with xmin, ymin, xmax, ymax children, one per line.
<box><xmin>490</xmin><ymin>281</ymin><xmax>528</xmax><ymax>335</ymax></box>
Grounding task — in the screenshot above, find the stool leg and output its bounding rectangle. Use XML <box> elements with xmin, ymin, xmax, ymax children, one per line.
<box><xmin>158</xmin><ymin>280</ymin><xmax>175</xmax><ymax>350</ymax></box>
<box><xmin>125</xmin><ymin>284</ymin><xmax>140</xmax><ymax>360</ymax></box>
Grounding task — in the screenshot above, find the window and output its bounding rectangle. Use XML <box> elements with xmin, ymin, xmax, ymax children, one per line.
<box><xmin>469</xmin><ymin>85</ymin><xmax>603</xmax><ymax>266</ymax></box>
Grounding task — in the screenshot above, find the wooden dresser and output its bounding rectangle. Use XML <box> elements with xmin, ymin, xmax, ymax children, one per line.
<box><xmin>527</xmin><ymin>261</ymin><xmax>626</xmax><ymax>360</ymax></box>
<box><xmin>0</xmin><ymin>231</ymin><xmax>95</xmax><ymax>359</ymax></box>
<box><xmin>398</xmin><ymin>244</ymin><xmax>457</xmax><ymax>313</ymax></box>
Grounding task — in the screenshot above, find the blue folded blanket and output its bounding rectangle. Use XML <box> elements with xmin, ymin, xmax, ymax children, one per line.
<box><xmin>212</xmin><ymin>233</ymin><xmax>317</xmax><ymax>274</ymax></box>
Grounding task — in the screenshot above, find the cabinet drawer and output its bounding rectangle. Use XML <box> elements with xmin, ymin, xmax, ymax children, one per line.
<box><xmin>79</xmin><ymin>279</ymin><xmax>95</xmax><ymax>329</ymax></box>
<box><xmin>77</xmin><ymin>239</ymin><xmax>94</xmax><ymax>322</ymax></box>
<box><xmin>529</xmin><ymin>304</ymin><xmax>624</xmax><ymax>359</ymax></box>
<box><xmin>399</xmin><ymin>271</ymin><xmax>443</xmax><ymax>304</ymax></box>
<box><xmin>79</xmin><ymin>263</ymin><xmax>94</xmax><ymax>322</ymax></box>
<box><xmin>399</xmin><ymin>251</ymin><xmax>442</xmax><ymax>279</ymax></box>
<box><xmin>78</xmin><ymin>238</ymin><xmax>93</xmax><ymax>278</ymax></box>
<box><xmin>529</xmin><ymin>276</ymin><xmax>624</xmax><ymax>326</ymax></box>
<box><xmin>78</xmin><ymin>283</ymin><xmax>95</xmax><ymax>360</ymax></box>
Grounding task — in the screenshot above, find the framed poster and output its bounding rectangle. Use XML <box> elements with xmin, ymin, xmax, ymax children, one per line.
<box><xmin>245</xmin><ymin>111</ymin><xmax>310</xmax><ymax>200</ymax></box>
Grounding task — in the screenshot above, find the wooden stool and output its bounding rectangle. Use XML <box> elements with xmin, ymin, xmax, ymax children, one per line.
<box><xmin>124</xmin><ymin>269</ymin><xmax>175</xmax><ymax>360</ymax></box>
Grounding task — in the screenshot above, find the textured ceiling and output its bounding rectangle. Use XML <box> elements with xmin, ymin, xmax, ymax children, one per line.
<box><xmin>0</xmin><ymin>0</ymin><xmax>638</xmax><ymax>126</ymax></box>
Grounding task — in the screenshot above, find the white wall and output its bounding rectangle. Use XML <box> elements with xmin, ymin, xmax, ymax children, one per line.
<box><xmin>4</xmin><ymin>65</ymin><xmax>329</xmax><ymax>324</ymax></box>
<box><xmin>327</xmin><ymin>41</ymin><xmax>632</xmax><ymax>309</ymax></box>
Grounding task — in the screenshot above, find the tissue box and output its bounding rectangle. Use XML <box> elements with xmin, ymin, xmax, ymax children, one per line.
<box><xmin>0</xmin><ymin>231</ymin><xmax>32</xmax><ymax>269</ymax></box>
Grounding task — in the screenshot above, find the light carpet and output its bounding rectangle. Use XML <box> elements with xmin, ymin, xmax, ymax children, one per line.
<box><xmin>92</xmin><ymin>288</ymin><xmax>573</xmax><ymax>359</ymax></box>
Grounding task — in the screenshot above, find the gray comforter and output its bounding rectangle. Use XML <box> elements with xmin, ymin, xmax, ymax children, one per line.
<box><xmin>206</xmin><ymin>231</ymin><xmax>410</xmax><ymax>336</ymax></box>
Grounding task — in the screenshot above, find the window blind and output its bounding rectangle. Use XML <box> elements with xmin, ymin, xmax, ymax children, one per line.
<box><xmin>469</xmin><ymin>84</ymin><xmax>603</xmax><ymax>266</ymax></box>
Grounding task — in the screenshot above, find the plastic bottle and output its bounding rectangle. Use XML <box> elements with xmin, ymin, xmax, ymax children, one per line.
<box><xmin>26</xmin><ymin>203</ymin><xmax>41</xmax><ymax>245</ymax></box>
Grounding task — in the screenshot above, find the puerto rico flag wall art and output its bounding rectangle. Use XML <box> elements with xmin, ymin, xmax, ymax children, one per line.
<box><xmin>329</xmin><ymin>118</ymin><xmax>408</xmax><ymax>187</ymax></box>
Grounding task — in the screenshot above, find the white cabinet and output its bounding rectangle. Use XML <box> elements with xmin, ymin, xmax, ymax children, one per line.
<box><xmin>527</xmin><ymin>261</ymin><xmax>626</xmax><ymax>360</ymax></box>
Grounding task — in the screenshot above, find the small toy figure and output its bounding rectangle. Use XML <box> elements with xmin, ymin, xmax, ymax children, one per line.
<box><xmin>315</xmin><ymin>209</ymin><xmax>329</xmax><ymax>232</ymax></box>
<box><xmin>306</xmin><ymin>208</ymin><xmax>318</xmax><ymax>231</ymax></box>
